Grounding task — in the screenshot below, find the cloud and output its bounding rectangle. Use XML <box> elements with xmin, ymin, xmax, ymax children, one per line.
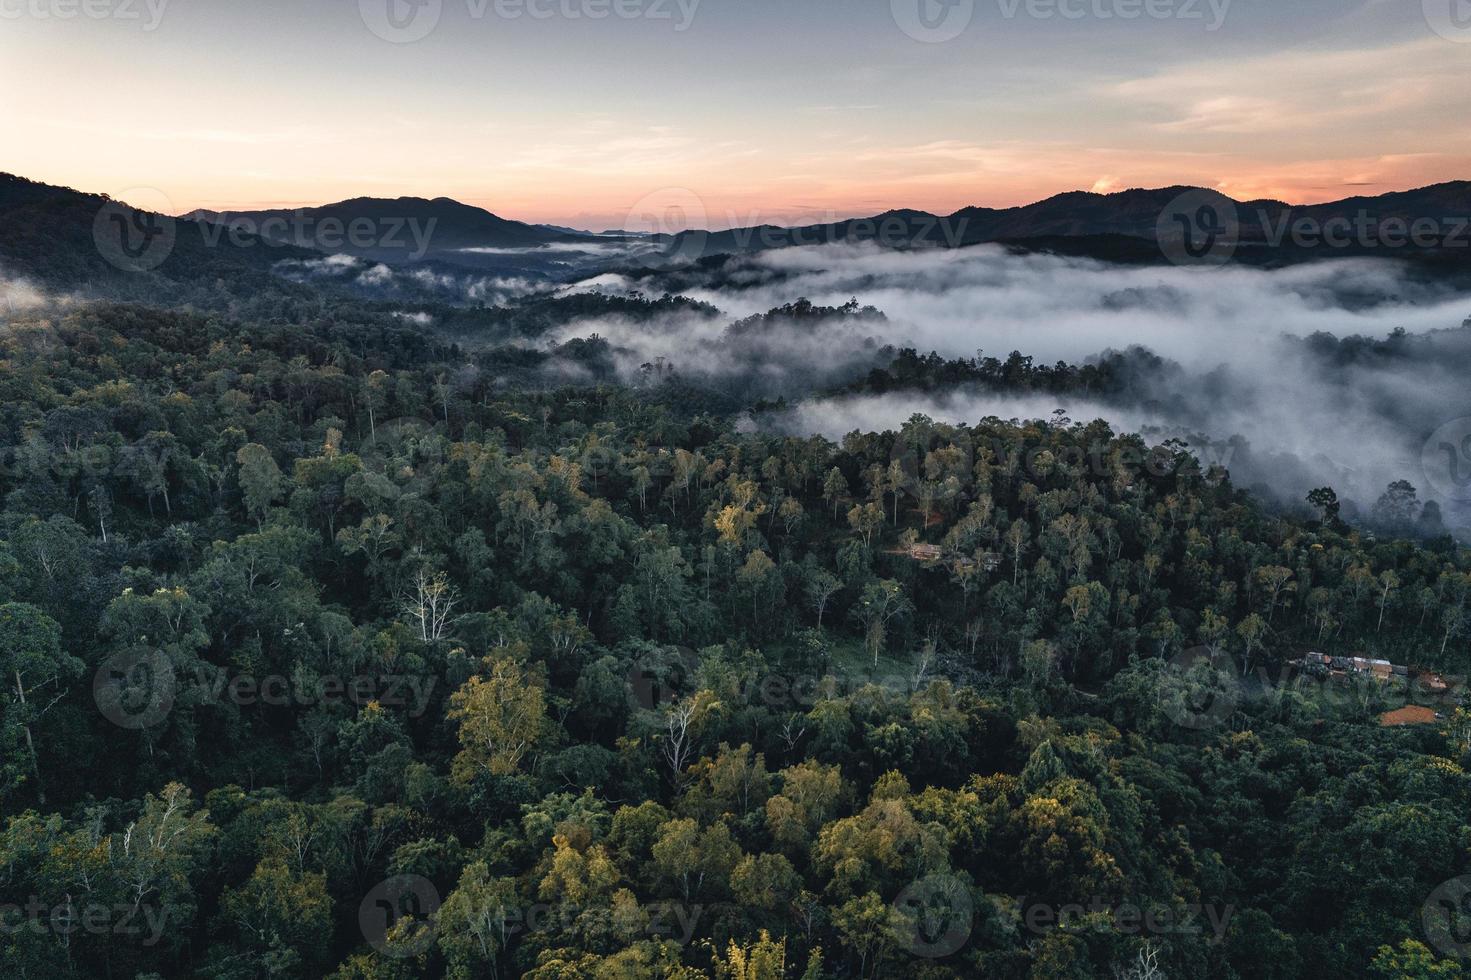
<box><xmin>1113</xmin><ymin>39</ymin><xmax>1470</xmax><ymax>141</ymax></box>
<box><xmin>270</xmin><ymin>254</ymin><xmax>545</xmax><ymax>305</ymax></box>
<box><xmin>561</xmin><ymin>241</ymin><xmax>1471</xmax><ymax>524</ymax></box>
<box><xmin>357</xmin><ymin>264</ymin><xmax>395</xmax><ymax>288</ymax></box>
<box><xmin>0</xmin><ymin>274</ymin><xmax>52</xmax><ymax>317</ymax></box>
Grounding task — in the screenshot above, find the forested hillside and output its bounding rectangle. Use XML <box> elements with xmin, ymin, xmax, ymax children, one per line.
<box><xmin>0</xmin><ymin>295</ymin><xmax>1467</xmax><ymax>979</ymax></box>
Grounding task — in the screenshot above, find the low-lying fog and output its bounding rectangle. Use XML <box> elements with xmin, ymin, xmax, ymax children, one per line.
<box><xmin>552</xmin><ymin>243</ymin><xmax>1471</xmax><ymax>531</ymax></box>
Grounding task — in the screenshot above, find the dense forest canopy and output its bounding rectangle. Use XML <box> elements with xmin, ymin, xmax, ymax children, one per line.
<box><xmin>2</xmin><ymin>177</ymin><xmax>1471</xmax><ymax>979</ymax></box>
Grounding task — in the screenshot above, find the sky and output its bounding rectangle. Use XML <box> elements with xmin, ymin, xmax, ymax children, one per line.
<box><xmin>2</xmin><ymin>0</ymin><xmax>1469</xmax><ymax>229</ymax></box>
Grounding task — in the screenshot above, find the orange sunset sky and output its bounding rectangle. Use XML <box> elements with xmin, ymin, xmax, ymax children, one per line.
<box><xmin>3</xmin><ymin>0</ymin><xmax>1468</xmax><ymax>230</ymax></box>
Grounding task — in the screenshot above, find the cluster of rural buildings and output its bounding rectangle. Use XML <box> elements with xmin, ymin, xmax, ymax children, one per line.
<box><xmin>905</xmin><ymin>543</ymin><xmax>1003</xmax><ymax>572</ymax></box>
<box><xmin>1298</xmin><ymin>652</ymin><xmax>1459</xmax><ymax>726</ymax></box>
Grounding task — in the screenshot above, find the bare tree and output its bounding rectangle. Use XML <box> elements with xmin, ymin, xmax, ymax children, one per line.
<box><xmin>779</xmin><ymin>713</ymin><xmax>807</xmax><ymax>755</ymax></box>
<box><xmin>403</xmin><ymin>568</ymin><xmax>459</xmax><ymax>643</ymax></box>
<box><xmin>805</xmin><ymin>569</ymin><xmax>842</xmax><ymax>630</ymax></box>
<box><xmin>661</xmin><ymin>696</ymin><xmax>703</xmax><ymax>785</ymax></box>
<box><xmin>1115</xmin><ymin>941</ymin><xmax>1166</xmax><ymax>980</ymax></box>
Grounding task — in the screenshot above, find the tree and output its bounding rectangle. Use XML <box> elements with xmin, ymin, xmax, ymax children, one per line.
<box><xmin>114</xmin><ymin>783</ymin><xmax>218</xmax><ymax>948</ymax></box>
<box><xmin>436</xmin><ymin>861</ymin><xmax>520</xmax><ymax>980</ymax></box>
<box><xmin>856</xmin><ymin>580</ymin><xmax>912</xmax><ymax>667</ymax></box>
<box><xmin>1368</xmin><ymin>940</ymin><xmax>1464</xmax><ymax>979</ymax></box>
<box><xmin>778</xmin><ymin>496</ymin><xmax>804</xmax><ymax>536</ymax></box>
<box><xmin>1255</xmin><ymin>565</ymin><xmax>1295</xmax><ymax>622</ymax></box>
<box><xmin>631</xmin><ymin>464</ymin><xmax>652</xmax><ymax>513</ymax></box>
<box><xmin>731</xmin><ymin>853</ymin><xmax>800</xmax><ymax>913</ymax></box>
<box><xmin>403</xmin><ymin>567</ymin><xmax>460</xmax><ymax>644</ymax></box>
<box><xmin>737</xmin><ymin>549</ymin><xmax>781</xmax><ymax>624</ymax></box>
<box><xmin>235</xmin><ymin>443</ymin><xmax>283</xmax><ymax>528</ymax></box>
<box><xmin>1377</xmin><ymin>570</ymin><xmax>1401</xmax><ymax>633</ymax></box>
<box><xmin>363</xmin><ymin>369</ymin><xmax>390</xmax><ymax>442</ymax></box>
<box><xmin>887</xmin><ymin>459</ymin><xmax>906</xmax><ymax>525</ymax></box>
<box><xmin>831</xmin><ymin>892</ymin><xmax>893</xmax><ymax>977</ymax></box>
<box><xmin>0</xmin><ymin>603</ymin><xmax>80</xmax><ymax>802</ymax></box>
<box><xmin>448</xmin><ymin>658</ymin><xmax>547</xmax><ymax>780</ymax></box>
<box><xmin>1005</xmin><ymin>519</ymin><xmax>1029</xmax><ymax>586</ymax></box>
<box><xmin>1236</xmin><ymin>613</ymin><xmax>1268</xmax><ymax>676</ymax></box>
<box><xmin>655</xmin><ymin>691</ymin><xmax>720</xmax><ymax>785</ymax></box>
<box><xmin>714</xmin><ymin>931</ymin><xmax>791</xmax><ymax>980</ymax></box>
<box><xmin>847</xmin><ymin>502</ymin><xmax>884</xmax><ymax>548</ymax></box>
<box><xmin>217</xmin><ymin>856</ymin><xmax>333</xmax><ymax>975</ymax></box>
<box><xmin>822</xmin><ymin>467</ymin><xmax>848</xmax><ymax>520</ymax></box>
<box><xmin>651</xmin><ymin>817</ymin><xmax>739</xmax><ymax>901</ymax></box>
<box><xmin>1372</xmin><ymin>480</ymin><xmax>1421</xmax><ymax>532</ymax></box>
<box><xmin>1307</xmin><ymin>486</ymin><xmax>1341</xmax><ymax>524</ymax></box>
<box><xmin>805</xmin><ymin>568</ymin><xmax>842</xmax><ymax>630</ymax></box>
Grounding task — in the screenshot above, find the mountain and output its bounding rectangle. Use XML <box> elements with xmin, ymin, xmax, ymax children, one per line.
<box><xmin>0</xmin><ymin>172</ymin><xmax>320</xmax><ymax>304</ymax></box>
<box><xmin>185</xmin><ymin>196</ymin><xmax>596</xmax><ymax>266</ymax></box>
<box><xmin>8</xmin><ymin>172</ymin><xmax>1471</xmax><ymax>307</ymax></box>
<box><xmin>536</xmin><ymin>223</ymin><xmax>649</xmax><ymax>238</ymax></box>
<box><xmin>660</xmin><ymin>182</ymin><xmax>1471</xmax><ymax>267</ymax></box>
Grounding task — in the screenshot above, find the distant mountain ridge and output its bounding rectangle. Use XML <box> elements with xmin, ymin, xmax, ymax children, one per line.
<box><xmin>178</xmin><ymin>180</ymin><xmax>1471</xmax><ymax>266</ymax></box>
<box><xmin>0</xmin><ymin>172</ymin><xmax>320</xmax><ymax>302</ymax></box>
<box><xmin>5</xmin><ymin>172</ymin><xmax>1471</xmax><ymax>298</ymax></box>
<box><xmin>664</xmin><ymin>182</ymin><xmax>1471</xmax><ymax>258</ymax></box>
<box><xmin>185</xmin><ymin>195</ymin><xmax>592</xmax><ymax>262</ymax></box>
